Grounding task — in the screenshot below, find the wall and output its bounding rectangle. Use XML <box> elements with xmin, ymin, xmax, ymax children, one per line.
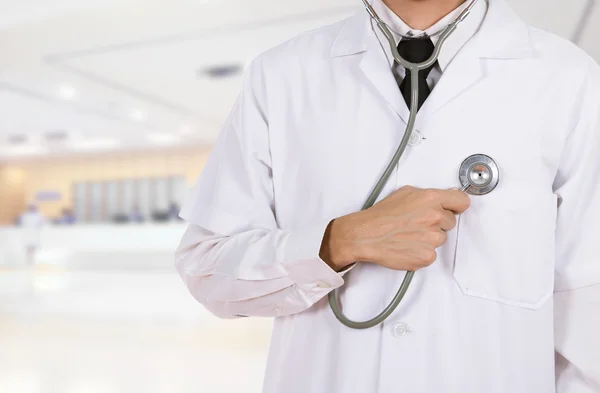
<box><xmin>0</xmin><ymin>166</ymin><xmax>27</xmax><ymax>225</ymax></box>
<box><xmin>0</xmin><ymin>146</ymin><xmax>211</xmax><ymax>223</ymax></box>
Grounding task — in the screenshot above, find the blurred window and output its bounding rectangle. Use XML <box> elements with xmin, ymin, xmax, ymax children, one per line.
<box><xmin>137</xmin><ymin>178</ymin><xmax>152</xmax><ymax>220</ymax></box>
<box><xmin>73</xmin><ymin>183</ymin><xmax>87</xmax><ymax>221</ymax></box>
<box><xmin>90</xmin><ymin>183</ymin><xmax>103</xmax><ymax>222</ymax></box>
<box><xmin>105</xmin><ymin>181</ymin><xmax>119</xmax><ymax>220</ymax></box>
<box><xmin>72</xmin><ymin>175</ymin><xmax>187</xmax><ymax>223</ymax></box>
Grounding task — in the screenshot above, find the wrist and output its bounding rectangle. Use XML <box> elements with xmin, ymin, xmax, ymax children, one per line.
<box><xmin>319</xmin><ymin>214</ymin><xmax>362</xmax><ymax>271</ymax></box>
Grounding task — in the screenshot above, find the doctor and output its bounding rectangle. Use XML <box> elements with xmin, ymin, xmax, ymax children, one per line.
<box><xmin>176</xmin><ymin>0</ymin><xmax>600</xmax><ymax>391</ymax></box>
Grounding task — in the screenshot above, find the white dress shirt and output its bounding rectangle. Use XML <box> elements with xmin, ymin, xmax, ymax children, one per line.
<box><xmin>372</xmin><ymin>0</ymin><xmax>487</xmax><ymax>90</ymax></box>
<box><xmin>175</xmin><ymin>0</ymin><xmax>600</xmax><ymax>392</ymax></box>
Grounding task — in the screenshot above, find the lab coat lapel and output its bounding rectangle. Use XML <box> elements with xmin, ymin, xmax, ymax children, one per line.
<box><xmin>420</xmin><ymin>0</ymin><xmax>535</xmax><ymax>117</ymax></box>
<box><xmin>331</xmin><ymin>11</ymin><xmax>409</xmax><ymax>125</ymax></box>
<box><xmin>419</xmin><ymin>43</ymin><xmax>484</xmax><ymax>117</ymax></box>
<box><xmin>358</xmin><ymin>30</ymin><xmax>410</xmax><ymax>125</ymax></box>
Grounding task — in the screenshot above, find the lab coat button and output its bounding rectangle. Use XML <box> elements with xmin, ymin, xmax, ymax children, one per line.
<box><xmin>408</xmin><ymin>130</ymin><xmax>423</xmax><ymax>146</ymax></box>
<box><xmin>391</xmin><ymin>322</ymin><xmax>411</xmax><ymax>338</ymax></box>
<box><xmin>317</xmin><ymin>281</ymin><xmax>331</xmax><ymax>289</ymax></box>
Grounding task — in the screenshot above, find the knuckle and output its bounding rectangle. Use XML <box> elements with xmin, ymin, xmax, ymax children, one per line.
<box><xmin>431</xmin><ymin>231</ymin><xmax>447</xmax><ymax>246</ymax></box>
<box><xmin>398</xmin><ymin>185</ymin><xmax>417</xmax><ymax>196</ymax></box>
<box><xmin>419</xmin><ymin>249</ymin><xmax>437</xmax><ymax>265</ymax></box>
<box><xmin>420</xmin><ymin>231</ymin><xmax>444</xmax><ymax>245</ymax></box>
<box><xmin>447</xmin><ymin>216</ymin><xmax>458</xmax><ymax>230</ymax></box>
<box><xmin>421</xmin><ymin>189</ymin><xmax>439</xmax><ymax>201</ymax></box>
<box><xmin>426</xmin><ymin>209</ymin><xmax>444</xmax><ymax>224</ymax></box>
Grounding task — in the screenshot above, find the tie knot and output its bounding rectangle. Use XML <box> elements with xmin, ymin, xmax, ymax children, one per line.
<box><xmin>397</xmin><ymin>37</ymin><xmax>435</xmax><ymax>64</ymax></box>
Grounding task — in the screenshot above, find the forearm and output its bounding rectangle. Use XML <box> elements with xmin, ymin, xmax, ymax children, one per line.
<box><xmin>175</xmin><ymin>223</ymin><xmax>347</xmax><ymax>318</ymax></box>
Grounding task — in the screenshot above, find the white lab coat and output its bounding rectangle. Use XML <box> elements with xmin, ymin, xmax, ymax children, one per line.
<box><xmin>176</xmin><ymin>0</ymin><xmax>600</xmax><ymax>392</ymax></box>
<box><xmin>20</xmin><ymin>211</ymin><xmax>44</xmax><ymax>248</ymax></box>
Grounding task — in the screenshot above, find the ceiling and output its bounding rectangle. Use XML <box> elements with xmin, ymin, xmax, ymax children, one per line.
<box><xmin>0</xmin><ymin>0</ymin><xmax>597</xmax><ymax>161</ymax></box>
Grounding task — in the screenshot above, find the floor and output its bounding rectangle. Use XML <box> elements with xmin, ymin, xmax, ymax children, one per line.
<box><xmin>0</xmin><ymin>265</ymin><xmax>273</xmax><ymax>393</ymax></box>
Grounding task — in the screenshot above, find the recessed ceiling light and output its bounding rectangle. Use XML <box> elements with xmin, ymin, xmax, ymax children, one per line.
<box><xmin>58</xmin><ymin>86</ymin><xmax>77</xmax><ymax>100</ymax></box>
<box><xmin>7</xmin><ymin>134</ymin><xmax>28</xmax><ymax>145</ymax></box>
<box><xmin>44</xmin><ymin>130</ymin><xmax>69</xmax><ymax>143</ymax></box>
<box><xmin>199</xmin><ymin>64</ymin><xmax>243</xmax><ymax>79</ymax></box>
<box><xmin>130</xmin><ymin>109</ymin><xmax>147</xmax><ymax>122</ymax></box>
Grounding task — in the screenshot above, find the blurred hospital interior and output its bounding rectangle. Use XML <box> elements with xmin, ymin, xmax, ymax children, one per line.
<box><xmin>0</xmin><ymin>0</ymin><xmax>599</xmax><ymax>392</ymax></box>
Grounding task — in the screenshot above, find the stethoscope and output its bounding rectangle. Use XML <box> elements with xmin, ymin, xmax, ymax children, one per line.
<box><xmin>328</xmin><ymin>0</ymin><xmax>500</xmax><ymax>329</ymax></box>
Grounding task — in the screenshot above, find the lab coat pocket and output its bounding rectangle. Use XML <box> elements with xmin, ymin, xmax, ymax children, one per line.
<box><xmin>453</xmin><ymin>193</ymin><xmax>558</xmax><ymax>310</ymax></box>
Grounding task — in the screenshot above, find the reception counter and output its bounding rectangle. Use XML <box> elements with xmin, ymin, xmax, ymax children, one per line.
<box><xmin>0</xmin><ymin>223</ymin><xmax>188</xmax><ymax>269</ymax></box>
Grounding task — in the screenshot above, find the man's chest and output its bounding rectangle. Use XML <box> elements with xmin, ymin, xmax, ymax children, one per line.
<box><xmin>270</xmin><ymin>64</ymin><xmax>569</xmax><ymax>215</ymax></box>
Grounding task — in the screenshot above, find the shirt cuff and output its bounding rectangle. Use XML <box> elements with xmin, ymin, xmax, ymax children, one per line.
<box><xmin>282</xmin><ymin>220</ymin><xmax>352</xmax><ymax>302</ymax></box>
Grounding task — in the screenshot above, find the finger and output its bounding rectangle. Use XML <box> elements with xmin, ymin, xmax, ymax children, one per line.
<box><xmin>404</xmin><ymin>241</ymin><xmax>443</xmax><ymax>269</ymax></box>
<box><xmin>420</xmin><ymin>230</ymin><xmax>447</xmax><ymax>248</ymax></box>
<box><xmin>434</xmin><ymin>229</ymin><xmax>448</xmax><ymax>247</ymax></box>
<box><xmin>437</xmin><ymin>189</ymin><xmax>471</xmax><ymax>214</ymax></box>
<box><xmin>415</xmin><ymin>245</ymin><xmax>437</xmax><ymax>267</ymax></box>
<box><xmin>438</xmin><ymin>210</ymin><xmax>457</xmax><ymax>231</ymax></box>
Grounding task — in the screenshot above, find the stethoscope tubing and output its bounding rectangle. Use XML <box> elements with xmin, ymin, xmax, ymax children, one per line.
<box><xmin>327</xmin><ymin>0</ymin><xmax>479</xmax><ymax>330</ymax></box>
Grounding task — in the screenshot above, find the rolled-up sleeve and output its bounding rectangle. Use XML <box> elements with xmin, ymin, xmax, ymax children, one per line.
<box><xmin>553</xmin><ymin>61</ymin><xmax>600</xmax><ymax>391</ymax></box>
<box><xmin>175</xmin><ymin>57</ymin><xmax>348</xmax><ymax>319</ymax></box>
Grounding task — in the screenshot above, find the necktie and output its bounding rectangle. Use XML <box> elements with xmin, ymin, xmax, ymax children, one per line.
<box><xmin>397</xmin><ymin>37</ymin><xmax>436</xmax><ymax>111</ymax></box>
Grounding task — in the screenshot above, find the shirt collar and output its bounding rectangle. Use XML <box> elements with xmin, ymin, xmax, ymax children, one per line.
<box><xmin>371</xmin><ymin>0</ymin><xmax>488</xmax><ymax>71</ymax></box>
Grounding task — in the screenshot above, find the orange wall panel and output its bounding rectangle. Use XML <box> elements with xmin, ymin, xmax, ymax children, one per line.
<box><xmin>0</xmin><ymin>147</ymin><xmax>211</xmax><ymax>222</ymax></box>
<box><xmin>0</xmin><ymin>166</ymin><xmax>27</xmax><ymax>225</ymax></box>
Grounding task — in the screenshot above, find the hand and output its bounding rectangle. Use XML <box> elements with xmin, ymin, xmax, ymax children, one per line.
<box><xmin>320</xmin><ymin>186</ymin><xmax>470</xmax><ymax>271</ymax></box>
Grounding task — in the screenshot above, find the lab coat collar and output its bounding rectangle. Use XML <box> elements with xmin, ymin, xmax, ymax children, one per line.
<box><xmin>331</xmin><ymin>0</ymin><xmax>534</xmax><ymax>124</ymax></box>
<box><xmin>331</xmin><ymin>0</ymin><xmax>535</xmax><ymax>60</ymax></box>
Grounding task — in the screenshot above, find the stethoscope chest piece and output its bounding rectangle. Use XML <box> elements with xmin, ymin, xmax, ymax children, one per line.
<box><xmin>459</xmin><ymin>154</ymin><xmax>500</xmax><ymax>195</ymax></box>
